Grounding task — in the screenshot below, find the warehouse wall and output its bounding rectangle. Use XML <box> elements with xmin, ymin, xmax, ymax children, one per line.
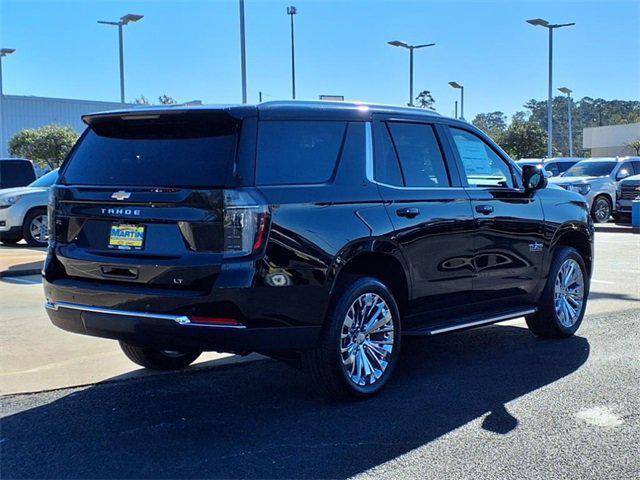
<box><xmin>0</xmin><ymin>95</ymin><xmax>133</xmax><ymax>156</ymax></box>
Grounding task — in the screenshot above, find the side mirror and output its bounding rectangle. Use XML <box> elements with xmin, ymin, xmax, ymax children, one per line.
<box><xmin>522</xmin><ymin>165</ymin><xmax>547</xmax><ymax>192</ymax></box>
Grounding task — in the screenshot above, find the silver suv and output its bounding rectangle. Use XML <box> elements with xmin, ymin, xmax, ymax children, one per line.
<box><xmin>549</xmin><ymin>157</ymin><xmax>640</xmax><ymax>223</ymax></box>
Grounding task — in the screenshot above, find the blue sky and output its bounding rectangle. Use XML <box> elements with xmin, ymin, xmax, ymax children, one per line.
<box><xmin>2</xmin><ymin>0</ymin><xmax>639</xmax><ymax>119</ymax></box>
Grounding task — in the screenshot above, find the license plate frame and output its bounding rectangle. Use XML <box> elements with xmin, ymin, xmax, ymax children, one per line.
<box><xmin>108</xmin><ymin>223</ymin><xmax>146</xmax><ymax>251</ymax></box>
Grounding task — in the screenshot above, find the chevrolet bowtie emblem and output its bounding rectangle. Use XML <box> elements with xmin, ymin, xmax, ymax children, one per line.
<box><xmin>111</xmin><ymin>191</ymin><xmax>132</xmax><ymax>201</ymax></box>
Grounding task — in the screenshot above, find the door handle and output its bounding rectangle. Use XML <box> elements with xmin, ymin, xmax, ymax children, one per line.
<box><xmin>475</xmin><ymin>205</ymin><xmax>494</xmax><ymax>215</ymax></box>
<box><xmin>396</xmin><ymin>207</ymin><xmax>421</xmax><ymax>218</ymax></box>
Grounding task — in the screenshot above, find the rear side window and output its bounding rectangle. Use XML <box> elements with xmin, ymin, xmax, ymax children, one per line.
<box><xmin>256</xmin><ymin>121</ymin><xmax>346</xmax><ymax>185</ymax></box>
<box><xmin>0</xmin><ymin>161</ymin><xmax>36</xmax><ymax>189</ymax></box>
<box><xmin>387</xmin><ymin>123</ymin><xmax>450</xmax><ymax>187</ymax></box>
<box><xmin>61</xmin><ymin>115</ymin><xmax>240</xmax><ymax>188</ymax></box>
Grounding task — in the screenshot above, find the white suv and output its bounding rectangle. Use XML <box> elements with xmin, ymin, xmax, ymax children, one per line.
<box><xmin>549</xmin><ymin>157</ymin><xmax>640</xmax><ymax>223</ymax></box>
<box><xmin>0</xmin><ymin>169</ymin><xmax>58</xmax><ymax>246</ymax></box>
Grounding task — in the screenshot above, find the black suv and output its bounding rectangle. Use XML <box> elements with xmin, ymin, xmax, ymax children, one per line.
<box><xmin>45</xmin><ymin>101</ymin><xmax>594</xmax><ymax>399</ymax></box>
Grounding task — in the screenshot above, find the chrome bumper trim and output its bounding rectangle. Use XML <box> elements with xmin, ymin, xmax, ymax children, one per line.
<box><xmin>44</xmin><ymin>301</ymin><xmax>246</xmax><ymax>329</ymax></box>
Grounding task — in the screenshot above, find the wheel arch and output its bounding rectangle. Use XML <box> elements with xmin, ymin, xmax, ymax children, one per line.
<box><xmin>329</xmin><ymin>242</ymin><xmax>410</xmax><ymax>315</ymax></box>
<box><xmin>550</xmin><ymin>223</ymin><xmax>593</xmax><ymax>278</ymax></box>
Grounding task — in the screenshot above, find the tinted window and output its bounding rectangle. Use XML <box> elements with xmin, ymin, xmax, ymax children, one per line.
<box><xmin>545</xmin><ymin>163</ymin><xmax>561</xmax><ymax>177</ymax></box>
<box><xmin>387</xmin><ymin>123</ymin><xmax>449</xmax><ymax>187</ymax></box>
<box><xmin>62</xmin><ymin>116</ymin><xmax>239</xmax><ymax>187</ymax></box>
<box><xmin>616</xmin><ymin>163</ymin><xmax>634</xmax><ymax>180</ymax></box>
<box><xmin>563</xmin><ymin>161</ymin><xmax>615</xmax><ymax>177</ymax></box>
<box><xmin>556</xmin><ymin>162</ymin><xmax>576</xmax><ymax>174</ymax></box>
<box><xmin>450</xmin><ymin>128</ymin><xmax>513</xmax><ymax>188</ymax></box>
<box><xmin>29</xmin><ymin>169</ymin><xmax>59</xmax><ymax>187</ymax></box>
<box><xmin>633</xmin><ymin>161</ymin><xmax>640</xmax><ymax>174</ymax></box>
<box><xmin>256</xmin><ymin>121</ymin><xmax>346</xmax><ymax>185</ymax></box>
<box><xmin>0</xmin><ymin>160</ymin><xmax>36</xmax><ymax>189</ymax></box>
<box><xmin>374</xmin><ymin>123</ymin><xmax>404</xmax><ymax>186</ymax></box>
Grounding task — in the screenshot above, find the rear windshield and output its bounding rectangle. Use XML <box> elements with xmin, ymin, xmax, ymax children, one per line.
<box><xmin>61</xmin><ymin>115</ymin><xmax>240</xmax><ymax>188</ymax></box>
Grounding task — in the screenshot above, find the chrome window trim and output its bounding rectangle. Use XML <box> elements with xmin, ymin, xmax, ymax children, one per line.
<box><xmin>44</xmin><ymin>301</ymin><xmax>246</xmax><ymax>329</ymax></box>
<box><xmin>365</xmin><ymin>121</ymin><xmax>458</xmax><ymax>191</ymax></box>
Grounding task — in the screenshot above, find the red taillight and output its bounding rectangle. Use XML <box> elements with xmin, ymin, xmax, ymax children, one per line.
<box><xmin>189</xmin><ymin>316</ymin><xmax>242</xmax><ymax>326</ymax></box>
<box><xmin>223</xmin><ymin>189</ymin><xmax>270</xmax><ymax>257</ymax></box>
<box><xmin>252</xmin><ymin>212</ymin><xmax>270</xmax><ymax>252</ymax></box>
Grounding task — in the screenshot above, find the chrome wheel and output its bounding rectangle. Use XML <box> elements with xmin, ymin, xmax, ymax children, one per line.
<box><xmin>340</xmin><ymin>292</ymin><xmax>394</xmax><ymax>387</ymax></box>
<box><xmin>554</xmin><ymin>259</ymin><xmax>585</xmax><ymax>327</ymax></box>
<box><xmin>29</xmin><ymin>214</ymin><xmax>48</xmax><ymax>243</ymax></box>
<box><xmin>593</xmin><ymin>198</ymin><xmax>611</xmax><ymax>223</ymax></box>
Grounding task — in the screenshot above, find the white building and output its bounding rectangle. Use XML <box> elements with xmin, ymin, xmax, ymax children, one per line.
<box><xmin>582</xmin><ymin>123</ymin><xmax>640</xmax><ymax>157</ymax></box>
<box><xmin>0</xmin><ymin>94</ymin><xmax>133</xmax><ymax>156</ymax></box>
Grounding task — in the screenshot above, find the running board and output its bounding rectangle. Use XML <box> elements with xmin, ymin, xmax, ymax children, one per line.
<box><xmin>403</xmin><ymin>308</ymin><xmax>537</xmax><ymax>336</ymax></box>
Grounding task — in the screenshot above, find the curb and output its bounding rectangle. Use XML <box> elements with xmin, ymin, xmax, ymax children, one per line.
<box><xmin>0</xmin><ymin>268</ymin><xmax>42</xmax><ymax>278</ymax></box>
<box><xmin>594</xmin><ymin>225</ymin><xmax>638</xmax><ymax>234</ymax></box>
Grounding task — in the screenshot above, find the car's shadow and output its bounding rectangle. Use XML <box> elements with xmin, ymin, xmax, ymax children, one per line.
<box><xmin>1</xmin><ymin>324</ymin><xmax>589</xmax><ymax>479</ymax></box>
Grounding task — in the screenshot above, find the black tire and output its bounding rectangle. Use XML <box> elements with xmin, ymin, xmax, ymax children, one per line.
<box><xmin>22</xmin><ymin>208</ymin><xmax>49</xmax><ymax>247</ymax></box>
<box><xmin>526</xmin><ymin>247</ymin><xmax>589</xmax><ymax>339</ymax></box>
<box><xmin>302</xmin><ymin>276</ymin><xmax>401</xmax><ymax>400</ymax></box>
<box><xmin>119</xmin><ymin>341</ymin><xmax>201</xmax><ymax>370</ymax></box>
<box><xmin>591</xmin><ymin>195</ymin><xmax>611</xmax><ymax>224</ymax></box>
<box><xmin>612</xmin><ymin>213</ymin><xmax>630</xmax><ymax>225</ymax></box>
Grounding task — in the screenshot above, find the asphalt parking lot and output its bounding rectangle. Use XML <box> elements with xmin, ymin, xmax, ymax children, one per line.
<box><xmin>1</xmin><ymin>231</ymin><xmax>639</xmax><ymax>479</ymax></box>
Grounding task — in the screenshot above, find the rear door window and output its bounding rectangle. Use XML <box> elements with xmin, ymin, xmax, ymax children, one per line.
<box><xmin>387</xmin><ymin>122</ymin><xmax>450</xmax><ymax>187</ymax></box>
<box><xmin>256</xmin><ymin>121</ymin><xmax>347</xmax><ymax>185</ymax></box>
<box><xmin>61</xmin><ymin>115</ymin><xmax>240</xmax><ymax>188</ymax></box>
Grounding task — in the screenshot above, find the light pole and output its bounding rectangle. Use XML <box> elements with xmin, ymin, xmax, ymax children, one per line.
<box><xmin>388</xmin><ymin>40</ymin><xmax>435</xmax><ymax>106</ymax></box>
<box><xmin>98</xmin><ymin>13</ymin><xmax>144</xmax><ymax>103</ymax></box>
<box><xmin>287</xmin><ymin>6</ymin><xmax>297</xmax><ymax>99</ymax></box>
<box><xmin>449</xmin><ymin>81</ymin><xmax>464</xmax><ymax>119</ymax></box>
<box><xmin>0</xmin><ymin>48</ymin><xmax>16</xmax><ymax>156</ymax></box>
<box><xmin>239</xmin><ymin>0</ymin><xmax>247</xmax><ymax>104</ymax></box>
<box><xmin>527</xmin><ymin>18</ymin><xmax>575</xmax><ymax>157</ymax></box>
<box><xmin>559</xmin><ymin>87</ymin><xmax>574</xmax><ymax>157</ymax></box>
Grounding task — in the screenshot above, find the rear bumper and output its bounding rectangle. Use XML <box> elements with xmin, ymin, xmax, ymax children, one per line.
<box><xmin>45</xmin><ymin>299</ymin><xmax>321</xmax><ymax>352</ymax></box>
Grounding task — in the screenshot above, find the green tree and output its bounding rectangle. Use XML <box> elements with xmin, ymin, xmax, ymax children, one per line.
<box><xmin>8</xmin><ymin>124</ymin><xmax>79</xmax><ymax>169</ymax></box>
<box><xmin>499</xmin><ymin>119</ymin><xmax>548</xmax><ymax>160</ymax></box>
<box><xmin>628</xmin><ymin>139</ymin><xmax>640</xmax><ymax>155</ymax></box>
<box><xmin>414</xmin><ymin>90</ymin><xmax>435</xmax><ymax>110</ymax></box>
<box><xmin>134</xmin><ymin>95</ymin><xmax>150</xmax><ymax>105</ymax></box>
<box><xmin>158</xmin><ymin>94</ymin><xmax>177</xmax><ymax>105</ymax></box>
<box><xmin>523</xmin><ymin>97</ymin><xmax>640</xmax><ymax>157</ymax></box>
<box><xmin>472</xmin><ymin>111</ymin><xmax>507</xmax><ymax>141</ymax></box>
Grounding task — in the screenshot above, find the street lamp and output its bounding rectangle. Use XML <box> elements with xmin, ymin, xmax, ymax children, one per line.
<box><xmin>286</xmin><ymin>6</ymin><xmax>297</xmax><ymax>99</ymax></box>
<box><xmin>527</xmin><ymin>17</ymin><xmax>575</xmax><ymax>157</ymax></box>
<box><xmin>98</xmin><ymin>13</ymin><xmax>144</xmax><ymax>103</ymax></box>
<box><xmin>449</xmin><ymin>81</ymin><xmax>464</xmax><ymax>119</ymax></box>
<box><xmin>388</xmin><ymin>40</ymin><xmax>435</xmax><ymax>106</ymax></box>
<box><xmin>0</xmin><ymin>48</ymin><xmax>16</xmax><ymax>156</ymax></box>
<box><xmin>558</xmin><ymin>86</ymin><xmax>574</xmax><ymax>157</ymax></box>
<box><xmin>0</xmin><ymin>48</ymin><xmax>16</xmax><ymax>97</ymax></box>
<box><xmin>239</xmin><ymin>0</ymin><xmax>247</xmax><ymax>104</ymax></box>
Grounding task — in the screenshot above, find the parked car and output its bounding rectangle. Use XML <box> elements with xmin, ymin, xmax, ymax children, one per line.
<box><xmin>615</xmin><ymin>173</ymin><xmax>640</xmax><ymax>222</ymax></box>
<box><xmin>549</xmin><ymin>157</ymin><xmax>640</xmax><ymax>223</ymax></box>
<box><xmin>45</xmin><ymin>102</ymin><xmax>594</xmax><ymax>399</ymax></box>
<box><xmin>516</xmin><ymin>157</ymin><xmax>583</xmax><ymax>177</ymax></box>
<box><xmin>0</xmin><ymin>158</ymin><xmax>37</xmax><ymax>189</ymax></box>
<box><xmin>0</xmin><ymin>169</ymin><xmax>59</xmax><ymax>246</ymax></box>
